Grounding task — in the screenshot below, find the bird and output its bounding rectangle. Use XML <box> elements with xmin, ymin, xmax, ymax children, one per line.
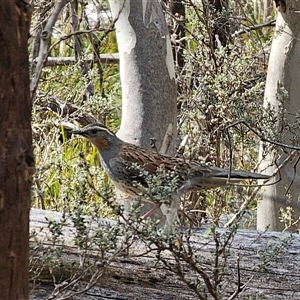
<box><xmin>72</xmin><ymin>123</ymin><xmax>270</xmax><ymax>233</ymax></box>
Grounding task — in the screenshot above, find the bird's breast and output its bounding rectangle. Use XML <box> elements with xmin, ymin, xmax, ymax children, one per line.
<box><xmin>92</xmin><ymin>138</ymin><xmax>110</xmax><ymax>150</ymax></box>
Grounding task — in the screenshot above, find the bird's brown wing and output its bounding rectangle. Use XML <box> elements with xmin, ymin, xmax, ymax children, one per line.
<box><xmin>116</xmin><ymin>143</ymin><xmax>203</xmax><ymax>188</ymax></box>
<box><xmin>116</xmin><ymin>142</ymin><xmax>269</xmax><ymax>192</ymax></box>
<box><xmin>118</xmin><ymin>142</ymin><xmax>195</xmax><ymax>172</ymax></box>
<box><xmin>114</xmin><ymin>143</ymin><xmax>181</xmax><ymax>188</ymax></box>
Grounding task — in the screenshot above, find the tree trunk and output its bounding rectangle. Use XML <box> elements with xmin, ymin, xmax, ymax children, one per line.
<box><xmin>257</xmin><ymin>0</ymin><xmax>300</xmax><ymax>232</ymax></box>
<box><xmin>109</xmin><ymin>0</ymin><xmax>177</xmax><ymax>151</ymax></box>
<box><xmin>108</xmin><ymin>0</ymin><xmax>177</xmax><ymax>218</ymax></box>
<box><xmin>29</xmin><ymin>208</ymin><xmax>300</xmax><ymax>300</ymax></box>
<box><xmin>0</xmin><ymin>1</ymin><xmax>34</xmax><ymax>299</ymax></box>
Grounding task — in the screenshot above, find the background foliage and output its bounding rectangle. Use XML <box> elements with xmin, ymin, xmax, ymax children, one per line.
<box><xmin>31</xmin><ymin>0</ymin><xmax>276</xmax><ymax>226</ymax></box>
<box><xmin>28</xmin><ymin>1</ymin><xmax>288</xmax><ymax>298</ymax></box>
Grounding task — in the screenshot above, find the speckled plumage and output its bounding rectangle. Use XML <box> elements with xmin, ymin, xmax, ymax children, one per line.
<box><xmin>72</xmin><ymin>123</ymin><xmax>269</xmax><ymax>233</ymax></box>
<box><xmin>72</xmin><ymin>123</ymin><xmax>269</xmax><ymax>198</ymax></box>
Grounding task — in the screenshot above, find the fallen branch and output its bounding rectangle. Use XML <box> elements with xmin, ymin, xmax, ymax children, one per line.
<box><xmin>29</xmin><ymin>54</ymin><xmax>119</xmax><ymax>67</ymax></box>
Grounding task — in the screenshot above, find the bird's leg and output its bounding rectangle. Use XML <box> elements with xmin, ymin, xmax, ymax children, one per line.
<box><xmin>141</xmin><ymin>203</ymin><xmax>160</xmax><ymax>219</ymax></box>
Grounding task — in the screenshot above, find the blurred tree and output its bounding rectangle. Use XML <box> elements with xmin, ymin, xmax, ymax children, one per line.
<box><xmin>109</xmin><ymin>0</ymin><xmax>177</xmax><ymax>151</ymax></box>
<box><xmin>257</xmin><ymin>0</ymin><xmax>300</xmax><ymax>231</ymax></box>
<box><xmin>108</xmin><ymin>0</ymin><xmax>177</xmax><ymax>219</ymax></box>
<box><xmin>0</xmin><ymin>1</ymin><xmax>33</xmax><ymax>298</ymax></box>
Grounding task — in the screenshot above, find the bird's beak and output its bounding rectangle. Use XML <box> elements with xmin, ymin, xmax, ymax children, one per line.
<box><xmin>71</xmin><ymin>130</ymin><xmax>83</xmax><ymax>136</ymax></box>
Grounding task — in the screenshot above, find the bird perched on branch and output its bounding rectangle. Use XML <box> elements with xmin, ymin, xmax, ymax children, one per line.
<box><xmin>72</xmin><ymin>123</ymin><xmax>269</xmax><ymax>233</ymax></box>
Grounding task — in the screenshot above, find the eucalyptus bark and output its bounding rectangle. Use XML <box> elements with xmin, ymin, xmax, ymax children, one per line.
<box><xmin>0</xmin><ymin>1</ymin><xmax>34</xmax><ymax>298</ymax></box>
<box><xmin>109</xmin><ymin>0</ymin><xmax>177</xmax><ymax>152</ymax></box>
<box><xmin>108</xmin><ymin>0</ymin><xmax>177</xmax><ymax>218</ymax></box>
<box><xmin>257</xmin><ymin>0</ymin><xmax>300</xmax><ymax>231</ymax></box>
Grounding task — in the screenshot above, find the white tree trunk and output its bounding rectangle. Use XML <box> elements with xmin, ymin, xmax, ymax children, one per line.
<box><xmin>108</xmin><ymin>0</ymin><xmax>177</xmax><ymax>219</ymax></box>
<box><xmin>109</xmin><ymin>0</ymin><xmax>177</xmax><ymax>152</ymax></box>
<box><xmin>257</xmin><ymin>1</ymin><xmax>300</xmax><ymax>231</ymax></box>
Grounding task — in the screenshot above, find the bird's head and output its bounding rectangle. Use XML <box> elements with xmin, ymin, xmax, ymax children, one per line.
<box><xmin>72</xmin><ymin>123</ymin><xmax>116</xmax><ymax>150</ymax></box>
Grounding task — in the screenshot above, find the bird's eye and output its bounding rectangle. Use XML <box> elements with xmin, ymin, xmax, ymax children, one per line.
<box><xmin>91</xmin><ymin>128</ymin><xmax>98</xmax><ymax>134</ymax></box>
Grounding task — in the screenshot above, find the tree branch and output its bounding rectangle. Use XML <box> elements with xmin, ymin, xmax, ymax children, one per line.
<box><xmin>30</xmin><ymin>0</ymin><xmax>71</xmax><ymax>100</ymax></box>
<box><xmin>232</xmin><ymin>19</ymin><xmax>276</xmax><ymax>37</ymax></box>
<box><xmin>39</xmin><ymin>91</ymin><xmax>98</xmax><ymax>126</ymax></box>
<box><xmin>29</xmin><ymin>54</ymin><xmax>119</xmax><ymax>67</ymax></box>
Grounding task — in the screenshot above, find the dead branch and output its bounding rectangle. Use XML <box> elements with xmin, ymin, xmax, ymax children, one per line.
<box><xmin>30</xmin><ymin>0</ymin><xmax>71</xmax><ymax>99</ymax></box>
<box><xmin>39</xmin><ymin>92</ymin><xmax>98</xmax><ymax>126</ymax></box>
<box><xmin>232</xmin><ymin>19</ymin><xmax>276</xmax><ymax>37</ymax></box>
<box><xmin>30</xmin><ymin>208</ymin><xmax>300</xmax><ymax>300</ymax></box>
<box><xmin>29</xmin><ymin>54</ymin><xmax>119</xmax><ymax>67</ymax></box>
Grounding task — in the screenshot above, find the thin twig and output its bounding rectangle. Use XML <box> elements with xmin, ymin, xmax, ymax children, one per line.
<box><xmin>40</xmin><ymin>92</ymin><xmax>98</xmax><ymax>126</ymax></box>
<box><xmin>225</xmin><ymin>119</ymin><xmax>300</xmax><ymax>184</ymax></box>
<box><xmin>48</xmin><ymin>28</ymin><xmax>114</xmax><ymax>52</ymax></box>
<box><xmin>224</xmin><ymin>150</ymin><xmax>299</xmax><ymax>228</ymax></box>
<box><xmin>226</xmin><ymin>120</ymin><xmax>300</xmax><ymax>151</ymax></box>
<box><xmin>30</xmin><ymin>0</ymin><xmax>71</xmax><ymax>99</ymax></box>
<box><xmin>232</xmin><ymin>19</ymin><xmax>276</xmax><ymax>37</ymax></box>
<box><xmin>30</xmin><ymin>0</ymin><xmax>124</xmax><ymax>101</ymax></box>
<box><xmin>29</xmin><ymin>54</ymin><xmax>119</xmax><ymax>66</ymax></box>
<box><xmin>285</xmin><ymin>155</ymin><xmax>300</xmax><ymax>195</ymax></box>
<box><xmin>228</xmin><ymin>254</ymin><xmax>253</xmax><ymax>300</ymax></box>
